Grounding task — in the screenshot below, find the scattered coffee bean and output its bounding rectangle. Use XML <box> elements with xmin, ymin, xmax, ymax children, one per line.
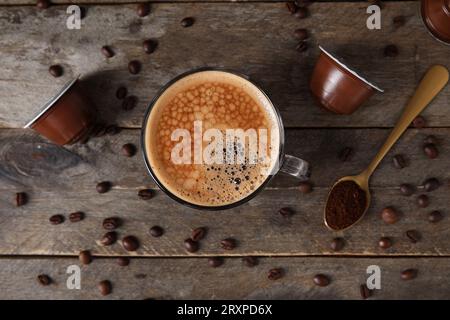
<box><xmin>15</xmin><ymin>192</ymin><xmax>27</xmax><ymax>207</ymax></box>
<box><xmin>181</xmin><ymin>17</ymin><xmax>195</xmax><ymax>28</ymax></box>
<box><xmin>399</xmin><ymin>183</ymin><xmax>414</xmax><ymax>196</ymax></box>
<box><xmin>294</xmin><ymin>7</ymin><xmax>308</xmax><ymax>19</ymax></box>
<box><xmin>69</xmin><ymin>211</ymin><xmax>84</xmax><ymax>222</ymax></box>
<box><xmin>116</xmin><ymin>87</ymin><xmax>127</xmax><ymax>100</ymax></box>
<box><xmin>37</xmin><ymin>274</ymin><xmax>52</xmax><ymax>286</ymax></box>
<box><xmin>101</xmin><ymin>45</ymin><xmax>114</xmax><ymax>58</ymax></box>
<box><xmin>208</xmin><ymin>257</ymin><xmax>224</xmax><ymax>268</ymax></box>
<box><xmin>184</xmin><ymin>238</ymin><xmax>199</xmax><ymax>253</ymax></box>
<box><xmin>96</xmin><ymin>181</ymin><xmax>111</xmax><ymax>194</ymax></box>
<box><xmin>423</xmin><ymin>143</ymin><xmax>438</xmax><ymax>159</ymax></box>
<box><xmin>191</xmin><ymin>227</ymin><xmax>207</xmax><ymax>242</ymax></box>
<box><xmin>79</xmin><ymin>250</ymin><xmax>92</xmax><ymax>265</ymax></box>
<box><xmin>242</xmin><ymin>256</ymin><xmax>258</xmax><ymax>267</ymax></box>
<box><xmin>138</xmin><ymin>189</ymin><xmax>153</xmax><ymax>200</ymax></box>
<box><xmin>49</xmin><ymin>214</ymin><xmax>64</xmax><ymax>225</ymax></box>
<box><xmin>279</xmin><ymin>207</ymin><xmax>294</xmax><ymax>218</ymax></box>
<box><xmin>381</xmin><ymin>207</ymin><xmax>399</xmax><ymax>224</ymax></box>
<box><xmin>412</xmin><ymin>116</ymin><xmax>426</xmax><ymax>128</ymax></box>
<box><xmin>360</xmin><ymin>284</ymin><xmax>372</xmax><ymax>299</ymax></box>
<box><xmin>296</xmin><ymin>41</ymin><xmax>308</xmax><ymax>52</ymax></box>
<box><xmin>384</xmin><ymin>44</ymin><xmax>398</xmax><ymax>57</ymax></box>
<box><xmin>122</xmin><ymin>95</ymin><xmax>138</xmax><ymax>111</ymax></box>
<box><xmin>98</xmin><ymin>280</ymin><xmax>112</xmax><ymax>296</ymax></box>
<box><xmin>338</xmin><ymin>147</ymin><xmax>354</xmax><ymax>162</ymax></box>
<box><xmin>100</xmin><ymin>231</ymin><xmax>117</xmax><ymax>246</ymax></box>
<box><xmin>149</xmin><ymin>225</ymin><xmax>164</xmax><ymax>237</ymax></box>
<box><xmin>428</xmin><ymin>210</ymin><xmax>443</xmax><ymax>223</ymax></box>
<box><xmin>117</xmin><ymin>257</ymin><xmax>130</xmax><ymax>266</ymax></box>
<box><xmin>416</xmin><ymin>194</ymin><xmax>429</xmax><ymax>208</ymax></box>
<box><xmin>393</xmin><ymin>154</ymin><xmax>407</xmax><ymax>169</ymax></box>
<box><xmin>128</xmin><ymin>60</ymin><xmax>141</xmax><ymax>75</ymax></box>
<box><xmin>294</xmin><ymin>28</ymin><xmax>308</xmax><ymax>40</ymax></box>
<box><xmin>220</xmin><ymin>238</ymin><xmax>237</xmax><ymax>250</ymax></box>
<box><xmin>122</xmin><ymin>143</ymin><xmax>136</xmax><ymax>157</ymax></box>
<box><xmin>313</xmin><ymin>274</ymin><xmax>330</xmax><ymax>287</ymax></box>
<box><xmin>299</xmin><ymin>181</ymin><xmax>313</xmax><ymax>194</ymax></box>
<box><xmin>36</xmin><ymin>0</ymin><xmax>51</xmax><ymax>9</ymax></box>
<box><xmin>423</xmin><ymin>178</ymin><xmax>440</xmax><ymax>192</ymax></box>
<box><xmin>424</xmin><ymin>135</ymin><xmax>438</xmax><ymax>145</ymax></box>
<box><xmin>137</xmin><ymin>2</ymin><xmax>150</xmax><ymax>17</ymax></box>
<box><xmin>103</xmin><ymin>217</ymin><xmax>121</xmax><ymax>230</ymax></box>
<box><xmin>286</xmin><ymin>2</ymin><xmax>297</xmax><ymax>14</ymax></box>
<box><xmin>268</xmin><ymin>268</ymin><xmax>284</xmax><ymax>280</ymax></box>
<box><xmin>406</xmin><ymin>230</ymin><xmax>421</xmax><ymax>243</ymax></box>
<box><xmin>105</xmin><ymin>124</ymin><xmax>121</xmax><ymax>136</ymax></box>
<box><xmin>143</xmin><ymin>39</ymin><xmax>157</xmax><ymax>54</ymax></box>
<box><xmin>330</xmin><ymin>237</ymin><xmax>345</xmax><ymax>252</ymax></box>
<box><xmin>49</xmin><ymin>65</ymin><xmax>63</xmax><ymax>77</ymax></box>
<box><xmin>401</xmin><ymin>268</ymin><xmax>418</xmax><ymax>280</ymax></box>
<box><xmin>122</xmin><ymin>235</ymin><xmax>140</xmax><ymax>251</ymax></box>
<box><xmin>378</xmin><ymin>237</ymin><xmax>392</xmax><ymax>249</ymax></box>
<box><xmin>393</xmin><ymin>15</ymin><xmax>406</xmax><ymax>28</ymax></box>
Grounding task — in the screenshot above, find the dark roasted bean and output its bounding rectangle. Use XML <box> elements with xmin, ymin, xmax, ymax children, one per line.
<box><xmin>296</xmin><ymin>41</ymin><xmax>308</xmax><ymax>52</ymax></box>
<box><xmin>103</xmin><ymin>217</ymin><xmax>121</xmax><ymax>230</ymax></box>
<box><xmin>69</xmin><ymin>211</ymin><xmax>85</xmax><ymax>222</ymax></box>
<box><xmin>79</xmin><ymin>250</ymin><xmax>92</xmax><ymax>265</ymax></box>
<box><xmin>137</xmin><ymin>2</ymin><xmax>150</xmax><ymax>17</ymax></box>
<box><xmin>100</xmin><ymin>231</ymin><xmax>117</xmax><ymax>246</ymax></box>
<box><xmin>428</xmin><ymin>210</ymin><xmax>443</xmax><ymax>223</ymax></box>
<box><xmin>181</xmin><ymin>17</ymin><xmax>195</xmax><ymax>28</ymax></box>
<box><xmin>242</xmin><ymin>256</ymin><xmax>258</xmax><ymax>267</ymax></box>
<box><xmin>294</xmin><ymin>7</ymin><xmax>308</xmax><ymax>19</ymax></box>
<box><xmin>268</xmin><ymin>268</ymin><xmax>284</xmax><ymax>280</ymax></box>
<box><xmin>128</xmin><ymin>60</ymin><xmax>141</xmax><ymax>75</ymax></box>
<box><xmin>313</xmin><ymin>274</ymin><xmax>330</xmax><ymax>287</ymax></box>
<box><xmin>412</xmin><ymin>116</ymin><xmax>426</xmax><ymax>128</ymax></box>
<box><xmin>392</xmin><ymin>154</ymin><xmax>407</xmax><ymax>169</ymax></box>
<box><xmin>279</xmin><ymin>207</ymin><xmax>294</xmax><ymax>218</ymax></box>
<box><xmin>15</xmin><ymin>192</ymin><xmax>27</xmax><ymax>207</ymax></box>
<box><xmin>423</xmin><ymin>143</ymin><xmax>438</xmax><ymax>159</ymax></box>
<box><xmin>208</xmin><ymin>257</ymin><xmax>224</xmax><ymax>268</ymax></box>
<box><xmin>122</xmin><ymin>96</ymin><xmax>138</xmax><ymax>111</ymax></box>
<box><xmin>360</xmin><ymin>284</ymin><xmax>372</xmax><ymax>299</ymax></box>
<box><xmin>101</xmin><ymin>45</ymin><xmax>114</xmax><ymax>58</ymax></box>
<box><xmin>378</xmin><ymin>237</ymin><xmax>392</xmax><ymax>249</ymax></box>
<box><xmin>138</xmin><ymin>189</ymin><xmax>153</xmax><ymax>200</ymax></box>
<box><xmin>406</xmin><ymin>230</ymin><xmax>421</xmax><ymax>243</ymax></box>
<box><xmin>98</xmin><ymin>280</ymin><xmax>112</xmax><ymax>295</ymax></box>
<box><xmin>149</xmin><ymin>225</ymin><xmax>164</xmax><ymax>237</ymax></box>
<box><xmin>36</xmin><ymin>0</ymin><xmax>51</xmax><ymax>9</ymax></box>
<box><xmin>37</xmin><ymin>274</ymin><xmax>52</xmax><ymax>286</ymax></box>
<box><xmin>220</xmin><ymin>238</ymin><xmax>237</xmax><ymax>250</ymax></box>
<box><xmin>423</xmin><ymin>178</ymin><xmax>440</xmax><ymax>192</ymax></box>
<box><xmin>299</xmin><ymin>181</ymin><xmax>313</xmax><ymax>194</ymax></box>
<box><xmin>330</xmin><ymin>237</ymin><xmax>345</xmax><ymax>252</ymax></box>
<box><xmin>401</xmin><ymin>268</ymin><xmax>418</xmax><ymax>280</ymax></box>
<box><xmin>417</xmin><ymin>194</ymin><xmax>429</xmax><ymax>208</ymax></box>
<box><xmin>143</xmin><ymin>39</ymin><xmax>158</xmax><ymax>54</ymax></box>
<box><xmin>96</xmin><ymin>181</ymin><xmax>111</xmax><ymax>194</ymax></box>
<box><xmin>117</xmin><ymin>257</ymin><xmax>130</xmax><ymax>267</ymax></box>
<box><xmin>49</xmin><ymin>65</ymin><xmax>63</xmax><ymax>77</ymax></box>
<box><xmin>49</xmin><ymin>214</ymin><xmax>64</xmax><ymax>225</ymax></box>
<box><xmin>399</xmin><ymin>183</ymin><xmax>414</xmax><ymax>196</ymax></box>
<box><xmin>286</xmin><ymin>2</ymin><xmax>297</xmax><ymax>14</ymax></box>
<box><xmin>122</xmin><ymin>235</ymin><xmax>140</xmax><ymax>251</ymax></box>
<box><xmin>191</xmin><ymin>227</ymin><xmax>207</xmax><ymax>242</ymax></box>
<box><xmin>116</xmin><ymin>86</ymin><xmax>127</xmax><ymax>100</ymax></box>
<box><xmin>393</xmin><ymin>15</ymin><xmax>406</xmax><ymax>28</ymax></box>
<box><xmin>184</xmin><ymin>238</ymin><xmax>199</xmax><ymax>253</ymax></box>
<box><xmin>122</xmin><ymin>143</ymin><xmax>136</xmax><ymax>157</ymax></box>
<box><xmin>381</xmin><ymin>207</ymin><xmax>399</xmax><ymax>224</ymax></box>
<box><xmin>294</xmin><ymin>28</ymin><xmax>308</xmax><ymax>40</ymax></box>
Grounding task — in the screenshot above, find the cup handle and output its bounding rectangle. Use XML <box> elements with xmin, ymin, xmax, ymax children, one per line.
<box><xmin>279</xmin><ymin>154</ymin><xmax>310</xmax><ymax>180</ymax></box>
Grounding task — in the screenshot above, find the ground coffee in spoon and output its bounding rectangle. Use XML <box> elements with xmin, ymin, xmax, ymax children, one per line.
<box><xmin>325</xmin><ymin>181</ymin><xmax>367</xmax><ymax>230</ymax></box>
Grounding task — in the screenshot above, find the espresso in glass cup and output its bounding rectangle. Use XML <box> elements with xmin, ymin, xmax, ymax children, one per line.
<box><xmin>142</xmin><ymin>68</ymin><xmax>310</xmax><ymax>210</ymax></box>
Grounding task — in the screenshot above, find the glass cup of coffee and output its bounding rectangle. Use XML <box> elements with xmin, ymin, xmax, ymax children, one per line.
<box><xmin>142</xmin><ymin>68</ymin><xmax>310</xmax><ymax>210</ymax></box>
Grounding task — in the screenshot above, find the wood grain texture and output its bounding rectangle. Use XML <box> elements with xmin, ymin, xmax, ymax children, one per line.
<box><xmin>0</xmin><ymin>2</ymin><xmax>449</xmax><ymax>129</ymax></box>
<box><xmin>0</xmin><ymin>256</ymin><xmax>448</xmax><ymax>299</ymax></box>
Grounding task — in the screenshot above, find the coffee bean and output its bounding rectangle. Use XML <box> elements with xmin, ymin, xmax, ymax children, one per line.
<box><xmin>428</xmin><ymin>210</ymin><xmax>443</xmax><ymax>223</ymax></box>
<box><xmin>268</xmin><ymin>268</ymin><xmax>284</xmax><ymax>280</ymax></box>
<box><xmin>393</xmin><ymin>15</ymin><xmax>406</xmax><ymax>28</ymax></box>
<box><xmin>49</xmin><ymin>214</ymin><xmax>64</xmax><ymax>225</ymax></box>
<box><xmin>286</xmin><ymin>2</ymin><xmax>297</xmax><ymax>14</ymax></box>
<box><xmin>423</xmin><ymin>143</ymin><xmax>438</xmax><ymax>159</ymax></box>
<box><xmin>338</xmin><ymin>147</ymin><xmax>354</xmax><ymax>162</ymax></box>
<box><xmin>117</xmin><ymin>257</ymin><xmax>130</xmax><ymax>266</ymax></box>
<box><xmin>103</xmin><ymin>217</ymin><xmax>121</xmax><ymax>230</ymax></box>
<box><xmin>36</xmin><ymin>0</ymin><xmax>51</xmax><ymax>9</ymax></box>
<box><xmin>381</xmin><ymin>207</ymin><xmax>399</xmax><ymax>224</ymax></box>
<box><xmin>294</xmin><ymin>28</ymin><xmax>308</xmax><ymax>40</ymax></box>
<box><xmin>360</xmin><ymin>284</ymin><xmax>372</xmax><ymax>299</ymax></box>
<box><xmin>401</xmin><ymin>268</ymin><xmax>418</xmax><ymax>280</ymax></box>
<box><xmin>392</xmin><ymin>154</ymin><xmax>407</xmax><ymax>169</ymax></box>
<box><xmin>406</xmin><ymin>230</ymin><xmax>421</xmax><ymax>243</ymax></box>
<box><xmin>313</xmin><ymin>274</ymin><xmax>330</xmax><ymax>287</ymax></box>
<box><xmin>220</xmin><ymin>238</ymin><xmax>237</xmax><ymax>250</ymax></box>
<box><xmin>100</xmin><ymin>231</ymin><xmax>117</xmax><ymax>246</ymax></box>
<box><xmin>279</xmin><ymin>207</ymin><xmax>294</xmax><ymax>218</ymax></box>
<box><xmin>242</xmin><ymin>256</ymin><xmax>258</xmax><ymax>267</ymax></box>
<box><xmin>294</xmin><ymin>7</ymin><xmax>308</xmax><ymax>19</ymax></box>
<box><xmin>299</xmin><ymin>181</ymin><xmax>313</xmax><ymax>194</ymax></box>
<box><xmin>149</xmin><ymin>225</ymin><xmax>164</xmax><ymax>237</ymax></box>
<box><xmin>15</xmin><ymin>192</ymin><xmax>27</xmax><ymax>207</ymax></box>
<box><xmin>49</xmin><ymin>65</ymin><xmax>63</xmax><ymax>77</ymax></box>
<box><xmin>96</xmin><ymin>181</ymin><xmax>111</xmax><ymax>194</ymax></box>
<box><xmin>416</xmin><ymin>194</ymin><xmax>429</xmax><ymax>208</ymax></box>
<box><xmin>296</xmin><ymin>41</ymin><xmax>308</xmax><ymax>52</ymax></box>
<box><xmin>101</xmin><ymin>45</ymin><xmax>114</xmax><ymax>58</ymax></box>
<box><xmin>137</xmin><ymin>2</ymin><xmax>151</xmax><ymax>17</ymax></box>
<box><xmin>122</xmin><ymin>235</ymin><xmax>139</xmax><ymax>251</ymax></box>
<box><xmin>37</xmin><ymin>274</ymin><xmax>52</xmax><ymax>286</ymax></box>
<box><xmin>378</xmin><ymin>237</ymin><xmax>392</xmax><ymax>249</ymax></box>
<box><xmin>116</xmin><ymin>87</ymin><xmax>127</xmax><ymax>100</ymax></box>
<box><xmin>143</xmin><ymin>39</ymin><xmax>157</xmax><ymax>54</ymax></box>
<box><xmin>138</xmin><ymin>189</ymin><xmax>153</xmax><ymax>200</ymax></box>
<box><xmin>399</xmin><ymin>183</ymin><xmax>414</xmax><ymax>196</ymax></box>
<box><xmin>122</xmin><ymin>95</ymin><xmax>138</xmax><ymax>111</ymax></box>
<box><xmin>423</xmin><ymin>178</ymin><xmax>440</xmax><ymax>192</ymax></box>
<box><xmin>330</xmin><ymin>237</ymin><xmax>345</xmax><ymax>252</ymax></box>
<box><xmin>79</xmin><ymin>250</ymin><xmax>92</xmax><ymax>265</ymax></box>
<box><xmin>98</xmin><ymin>280</ymin><xmax>112</xmax><ymax>296</ymax></box>
<box><xmin>181</xmin><ymin>17</ymin><xmax>195</xmax><ymax>28</ymax></box>
<box><xmin>122</xmin><ymin>143</ymin><xmax>136</xmax><ymax>157</ymax></box>
<box><xmin>68</xmin><ymin>211</ymin><xmax>84</xmax><ymax>223</ymax></box>
<box><xmin>191</xmin><ymin>227</ymin><xmax>207</xmax><ymax>242</ymax></box>
<box><xmin>184</xmin><ymin>238</ymin><xmax>199</xmax><ymax>253</ymax></box>
<box><xmin>105</xmin><ymin>124</ymin><xmax>121</xmax><ymax>136</ymax></box>
<box><xmin>208</xmin><ymin>257</ymin><xmax>224</xmax><ymax>268</ymax></box>
<box><xmin>412</xmin><ymin>116</ymin><xmax>426</xmax><ymax>128</ymax></box>
<box><xmin>384</xmin><ymin>44</ymin><xmax>398</xmax><ymax>57</ymax></box>
<box><xmin>424</xmin><ymin>135</ymin><xmax>438</xmax><ymax>145</ymax></box>
<box><xmin>128</xmin><ymin>60</ymin><xmax>141</xmax><ymax>75</ymax></box>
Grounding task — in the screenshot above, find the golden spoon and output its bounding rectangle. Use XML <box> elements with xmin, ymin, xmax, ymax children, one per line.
<box><xmin>324</xmin><ymin>65</ymin><xmax>449</xmax><ymax>231</ymax></box>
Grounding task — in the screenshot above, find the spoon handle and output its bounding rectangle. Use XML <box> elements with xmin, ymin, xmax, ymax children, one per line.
<box><xmin>365</xmin><ymin>65</ymin><xmax>449</xmax><ymax>176</ymax></box>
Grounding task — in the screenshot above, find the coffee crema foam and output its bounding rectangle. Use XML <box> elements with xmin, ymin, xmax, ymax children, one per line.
<box><xmin>145</xmin><ymin>71</ymin><xmax>280</xmax><ymax>207</ymax></box>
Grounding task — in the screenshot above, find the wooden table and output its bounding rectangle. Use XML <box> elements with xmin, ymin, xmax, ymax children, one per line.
<box><xmin>0</xmin><ymin>0</ymin><xmax>449</xmax><ymax>299</ymax></box>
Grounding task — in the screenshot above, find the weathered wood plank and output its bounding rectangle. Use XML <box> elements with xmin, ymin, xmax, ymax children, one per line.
<box><xmin>0</xmin><ymin>256</ymin><xmax>448</xmax><ymax>299</ymax></box>
<box><xmin>0</xmin><ymin>2</ymin><xmax>449</xmax><ymax>128</ymax></box>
